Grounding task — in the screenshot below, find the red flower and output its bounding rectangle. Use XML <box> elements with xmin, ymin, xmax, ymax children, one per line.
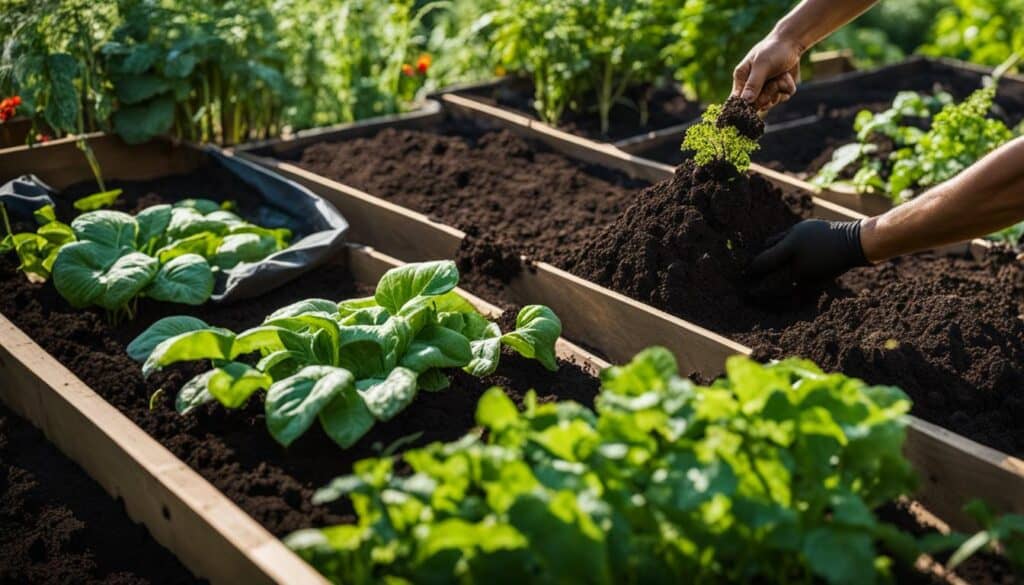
<box><xmin>0</xmin><ymin>95</ymin><xmax>20</xmax><ymax>122</ymax></box>
<box><xmin>401</xmin><ymin>63</ymin><xmax>415</xmax><ymax>77</ymax></box>
<box><xmin>416</xmin><ymin>54</ymin><xmax>431</xmax><ymax>75</ymax></box>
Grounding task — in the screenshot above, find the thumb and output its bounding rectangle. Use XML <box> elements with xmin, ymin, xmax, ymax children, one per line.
<box><xmin>740</xmin><ymin>61</ymin><xmax>768</xmax><ymax>103</ymax></box>
<box><xmin>749</xmin><ymin>230</ymin><xmax>795</xmax><ymax>276</ymax></box>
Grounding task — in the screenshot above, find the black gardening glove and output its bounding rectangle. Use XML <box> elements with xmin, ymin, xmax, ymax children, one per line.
<box><xmin>749</xmin><ymin>219</ymin><xmax>870</xmax><ymax>294</ymax></box>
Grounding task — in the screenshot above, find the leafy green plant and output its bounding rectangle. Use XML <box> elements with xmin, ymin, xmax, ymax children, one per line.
<box><xmin>130</xmin><ymin>260</ymin><xmax>562</xmax><ymax>449</ymax></box>
<box><xmin>948</xmin><ymin>500</ymin><xmax>1024</xmax><ymax>574</ymax></box>
<box><xmin>1</xmin><ymin>198</ymin><xmax>290</xmax><ymax>320</ymax></box>
<box><xmin>919</xmin><ymin>0</ymin><xmax>1024</xmax><ymax>72</ymax></box>
<box><xmin>683</xmin><ymin>103</ymin><xmax>759</xmax><ymax>172</ymax></box>
<box><xmin>490</xmin><ymin>0</ymin><xmax>678</xmax><ymax>135</ymax></box>
<box><xmin>665</xmin><ymin>0</ymin><xmax>791</xmax><ymax>102</ymax></box>
<box><xmin>814</xmin><ymin>86</ymin><xmax>1016</xmax><ymax>202</ymax></box>
<box><xmin>285</xmin><ymin>348</ymin><xmax>932</xmax><ymax>584</ymax></box>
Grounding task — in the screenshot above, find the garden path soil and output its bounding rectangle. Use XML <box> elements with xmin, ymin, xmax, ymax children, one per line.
<box><xmin>293</xmin><ymin>125</ymin><xmax>1023</xmax><ymax>456</ymax></box>
<box><xmin>0</xmin><ymin>404</ymin><xmax>201</xmax><ymax>585</ymax></box>
<box><xmin>0</xmin><ymin>170</ymin><xmax>600</xmax><ymax>537</ymax></box>
<box><xmin>460</xmin><ymin>77</ymin><xmax>702</xmax><ymax>141</ymax></box>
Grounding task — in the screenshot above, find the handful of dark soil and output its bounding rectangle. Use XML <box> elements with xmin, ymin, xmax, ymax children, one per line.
<box><xmin>565</xmin><ymin>159</ymin><xmax>806</xmax><ymax>333</ymax></box>
<box><xmin>717</xmin><ymin>96</ymin><xmax>765</xmax><ymax>140</ymax></box>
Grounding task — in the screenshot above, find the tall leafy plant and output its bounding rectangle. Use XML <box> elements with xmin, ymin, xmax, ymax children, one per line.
<box><xmin>130</xmin><ymin>261</ymin><xmax>562</xmax><ymax>449</ymax></box>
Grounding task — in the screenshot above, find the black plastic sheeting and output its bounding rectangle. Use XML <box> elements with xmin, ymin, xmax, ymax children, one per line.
<box><xmin>0</xmin><ymin>146</ymin><xmax>349</xmax><ymax>303</ymax></box>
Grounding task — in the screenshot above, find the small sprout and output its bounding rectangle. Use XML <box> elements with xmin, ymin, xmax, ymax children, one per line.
<box><xmin>683</xmin><ymin>103</ymin><xmax>760</xmax><ymax>172</ymax></box>
<box><xmin>149</xmin><ymin>388</ymin><xmax>165</xmax><ymax>411</ymax></box>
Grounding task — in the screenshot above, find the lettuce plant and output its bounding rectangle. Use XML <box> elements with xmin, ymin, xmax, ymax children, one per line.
<box><xmin>130</xmin><ymin>260</ymin><xmax>562</xmax><ymax>450</ymax></box>
<box><xmin>285</xmin><ymin>348</ymin><xmax>944</xmax><ymax>585</ymax></box>
<box><xmin>1</xmin><ymin>198</ymin><xmax>291</xmax><ymax>319</ymax></box>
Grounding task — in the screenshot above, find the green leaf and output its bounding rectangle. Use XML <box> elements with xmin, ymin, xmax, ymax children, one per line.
<box><xmin>417</xmin><ymin>369</ymin><xmax>450</xmax><ymax>392</ymax></box>
<box><xmin>135</xmin><ymin>204</ymin><xmax>172</xmax><ymax>250</ymax></box>
<box><xmin>374</xmin><ymin>260</ymin><xmax>459</xmax><ymax>314</ymax></box>
<box><xmin>71</xmin><ymin>211</ymin><xmax>139</xmax><ymax>249</ymax></box>
<box><xmin>464</xmin><ymin>314</ymin><xmax>502</xmax><ymax>376</ymax></box>
<box><xmin>400</xmin><ymin>325</ymin><xmax>472</xmax><ymax>373</ymax></box>
<box><xmin>112</xmin><ymin>95</ymin><xmax>176</xmax><ymax>144</ymax></box>
<box><xmin>93</xmin><ymin>252</ymin><xmax>159</xmax><ymax>311</ymax></box>
<box><xmin>600</xmin><ymin>346</ymin><xmax>678</xmax><ymax>396</ymax></box>
<box><xmin>319</xmin><ymin>384</ymin><xmax>376</xmax><ymax>449</ymax></box>
<box><xmin>500</xmin><ymin>305</ymin><xmax>561</xmax><ymax>371</ymax></box>
<box><xmin>213</xmin><ymin>233</ymin><xmax>278</xmax><ymax>269</ymax></box>
<box><xmin>208</xmin><ymin>362</ymin><xmax>273</xmax><ymax>408</ymax></box>
<box><xmin>476</xmin><ymin>387</ymin><xmax>520</xmax><ymax>432</ymax></box>
<box><xmin>266</xmin><ymin>366</ymin><xmax>356</xmax><ymax>447</ymax></box>
<box><xmin>176</xmin><ymin>370</ymin><xmax>216</xmax><ymax>415</ymax></box>
<box><xmin>145</xmin><ymin>254</ymin><xmax>214</xmax><ymax>305</ymax></box>
<box><xmin>51</xmin><ymin>242</ymin><xmax>122</xmax><ymax>308</ymax></box>
<box><xmin>507</xmin><ymin>492</ymin><xmax>612</xmax><ymax>584</ymax></box>
<box><xmin>155</xmin><ymin>232</ymin><xmax>221</xmax><ymax>263</ymax></box>
<box><xmin>33</xmin><ymin>205</ymin><xmax>56</xmax><ymax>225</ymax></box>
<box><xmin>38</xmin><ymin>222</ymin><xmax>76</xmax><ymax>247</ymax></box>
<box><xmin>44</xmin><ymin>54</ymin><xmax>80</xmax><ymax>133</ymax></box>
<box><xmin>268</xmin><ymin>299</ymin><xmax>340</xmax><ymax>320</ymax></box>
<box><xmin>143</xmin><ymin>327</ymin><xmax>236</xmax><ymax>377</ymax></box>
<box><xmin>73</xmin><ymin>189</ymin><xmax>124</xmax><ymax>212</ymax></box>
<box><xmin>115</xmin><ymin>74</ymin><xmax>172</xmax><ymax>104</ymax></box>
<box><xmin>802</xmin><ymin>527</ymin><xmax>876</xmax><ymax>585</ymax></box>
<box><xmin>358</xmin><ymin>367</ymin><xmax>418</xmax><ymax>421</ymax></box>
<box><xmin>174</xmin><ymin>199</ymin><xmax>222</xmax><ymax>215</ymax></box>
<box><xmin>127</xmin><ymin>315</ymin><xmax>211</xmax><ymax>362</ymax></box>
<box><xmin>166</xmin><ymin>207</ymin><xmax>230</xmax><ymax>240</ymax></box>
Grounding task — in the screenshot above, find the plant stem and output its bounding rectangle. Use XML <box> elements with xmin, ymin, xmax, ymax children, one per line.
<box><xmin>77</xmin><ymin>138</ymin><xmax>106</xmax><ymax>192</ymax></box>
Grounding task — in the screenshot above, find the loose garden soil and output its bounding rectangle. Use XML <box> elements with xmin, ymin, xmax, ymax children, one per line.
<box><xmin>0</xmin><ymin>168</ymin><xmax>600</xmax><ymax>537</ymax></box>
<box><xmin>459</xmin><ymin>77</ymin><xmax>702</xmax><ymax>141</ymax></box>
<box><xmin>290</xmin><ymin>123</ymin><xmax>1024</xmax><ymax>457</ymax></box>
<box><xmin>0</xmin><ymin>404</ymin><xmax>201</xmax><ymax>585</ymax></box>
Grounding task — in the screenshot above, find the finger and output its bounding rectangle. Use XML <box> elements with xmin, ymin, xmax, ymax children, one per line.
<box><xmin>755</xmin><ymin>78</ymin><xmax>781</xmax><ymax>111</ymax></box>
<box><xmin>740</xmin><ymin>59</ymin><xmax>768</xmax><ymax>103</ymax></box>
<box><xmin>749</xmin><ymin>231</ymin><xmax>795</xmax><ymax>276</ymax></box>
<box><xmin>778</xmin><ymin>72</ymin><xmax>797</xmax><ymax>97</ymax></box>
<box><xmin>732</xmin><ymin>60</ymin><xmax>751</xmax><ymax>97</ymax></box>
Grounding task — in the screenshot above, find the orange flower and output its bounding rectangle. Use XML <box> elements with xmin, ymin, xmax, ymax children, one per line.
<box><xmin>0</xmin><ymin>95</ymin><xmax>20</xmax><ymax>122</ymax></box>
<box><xmin>401</xmin><ymin>63</ymin><xmax>415</xmax><ymax>77</ymax></box>
<box><xmin>416</xmin><ymin>54</ymin><xmax>431</xmax><ymax>75</ymax></box>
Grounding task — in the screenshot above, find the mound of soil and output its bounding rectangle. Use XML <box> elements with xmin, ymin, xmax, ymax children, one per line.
<box><xmin>0</xmin><ymin>170</ymin><xmax>601</xmax><ymax>537</ymax></box>
<box><xmin>563</xmin><ymin>163</ymin><xmax>1024</xmax><ymax>456</ymax></box>
<box><xmin>717</xmin><ymin>96</ymin><xmax>765</xmax><ymax>140</ymax></box>
<box><xmin>461</xmin><ymin>78</ymin><xmax>702</xmax><ymax>141</ymax></box>
<box><xmin>0</xmin><ymin>404</ymin><xmax>200</xmax><ymax>584</ymax></box>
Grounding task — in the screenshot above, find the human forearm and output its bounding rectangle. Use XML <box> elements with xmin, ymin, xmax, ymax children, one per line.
<box><xmin>861</xmin><ymin>137</ymin><xmax>1024</xmax><ymax>261</ymax></box>
<box><xmin>773</xmin><ymin>0</ymin><xmax>880</xmax><ymax>52</ymax></box>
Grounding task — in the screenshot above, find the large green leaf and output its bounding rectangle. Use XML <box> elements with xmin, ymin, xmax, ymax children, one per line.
<box><xmin>399</xmin><ymin>325</ymin><xmax>472</xmax><ymax>373</ymax></box>
<box><xmin>500</xmin><ymin>305</ymin><xmax>561</xmax><ymax>371</ymax></box>
<box><xmin>463</xmin><ymin>313</ymin><xmax>502</xmax><ymax>377</ymax></box>
<box><xmin>166</xmin><ymin>207</ymin><xmax>230</xmax><ymax>240</ymax></box>
<box><xmin>374</xmin><ymin>260</ymin><xmax>459</xmax><ymax>314</ymax></box>
<box><xmin>71</xmin><ymin>210</ymin><xmax>138</xmax><ymax>249</ymax></box>
<box><xmin>358</xmin><ymin>367</ymin><xmax>418</xmax><ymax>421</ymax></box>
<box><xmin>38</xmin><ymin>221</ymin><xmax>76</xmax><ymax>247</ymax></box>
<box><xmin>267</xmin><ymin>299</ymin><xmax>339</xmax><ymax>321</ymax></box>
<box><xmin>155</xmin><ymin>232</ymin><xmax>221</xmax><ymax>263</ymax></box>
<box><xmin>208</xmin><ymin>362</ymin><xmax>273</xmax><ymax>408</ymax></box>
<box><xmin>128</xmin><ymin>315</ymin><xmax>212</xmax><ymax>362</ymax></box>
<box><xmin>174</xmin><ymin>198</ymin><xmax>221</xmax><ymax>215</ymax></box>
<box><xmin>266</xmin><ymin>366</ymin><xmax>355</xmax><ymax>447</ymax></box>
<box><xmin>51</xmin><ymin>242</ymin><xmax>119</xmax><ymax>308</ymax></box>
<box><xmin>44</xmin><ymin>54</ymin><xmax>79</xmax><ymax>133</ymax></box>
<box><xmin>112</xmin><ymin>95</ymin><xmax>176</xmax><ymax>145</ymax></box>
<box><xmin>94</xmin><ymin>252</ymin><xmax>158</xmax><ymax>310</ymax></box>
<box><xmin>318</xmin><ymin>384</ymin><xmax>375</xmax><ymax>449</ymax></box>
<box><xmin>145</xmin><ymin>253</ymin><xmax>214</xmax><ymax>305</ymax></box>
<box><xmin>135</xmin><ymin>204</ymin><xmax>172</xmax><ymax>250</ymax></box>
<box><xmin>115</xmin><ymin>74</ymin><xmax>172</xmax><ymax>104</ymax></box>
<box><xmin>143</xmin><ymin>327</ymin><xmax>236</xmax><ymax>377</ymax></box>
<box><xmin>213</xmin><ymin>233</ymin><xmax>278</xmax><ymax>269</ymax></box>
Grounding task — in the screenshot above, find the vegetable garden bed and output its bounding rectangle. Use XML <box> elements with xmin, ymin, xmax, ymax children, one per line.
<box><xmin>622</xmin><ymin>57</ymin><xmax>1024</xmax><ymax>215</ymax></box>
<box><xmin>237</xmin><ymin>100</ymin><xmax>1024</xmax><ymax>532</ymax></box>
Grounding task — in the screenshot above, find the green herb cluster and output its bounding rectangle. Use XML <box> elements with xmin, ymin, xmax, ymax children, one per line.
<box><xmin>1</xmin><ymin>198</ymin><xmax>290</xmax><ymax>320</ymax></box>
<box><xmin>919</xmin><ymin>0</ymin><xmax>1024</xmax><ymax>72</ymax></box>
<box><xmin>286</xmin><ymin>348</ymin><xmax>935</xmax><ymax>584</ymax></box>
<box><xmin>814</xmin><ymin>86</ymin><xmax>1016</xmax><ymax>202</ymax></box>
<box><xmin>683</xmin><ymin>103</ymin><xmax>760</xmax><ymax>172</ymax></box>
<box><xmin>130</xmin><ymin>260</ymin><xmax>562</xmax><ymax>449</ymax></box>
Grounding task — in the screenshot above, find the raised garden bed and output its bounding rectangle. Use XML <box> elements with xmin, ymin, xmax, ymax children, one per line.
<box><xmin>623</xmin><ymin>57</ymin><xmax>1024</xmax><ymax>215</ymax></box>
<box><xmin>443</xmin><ymin>77</ymin><xmax>703</xmax><ymax>146</ymax></box>
<box><xmin>238</xmin><ymin>100</ymin><xmax>1024</xmax><ymax>532</ymax></box>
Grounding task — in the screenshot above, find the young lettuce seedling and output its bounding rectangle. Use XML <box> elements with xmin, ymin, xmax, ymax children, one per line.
<box><xmin>129</xmin><ymin>260</ymin><xmax>563</xmax><ymax>450</ymax></box>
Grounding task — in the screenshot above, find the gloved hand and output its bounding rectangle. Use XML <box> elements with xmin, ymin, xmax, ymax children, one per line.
<box><xmin>748</xmin><ymin>219</ymin><xmax>870</xmax><ymax>291</ymax></box>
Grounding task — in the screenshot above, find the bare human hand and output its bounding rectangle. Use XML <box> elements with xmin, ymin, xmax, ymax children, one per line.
<box><xmin>732</xmin><ymin>34</ymin><xmax>802</xmax><ymax>111</ymax></box>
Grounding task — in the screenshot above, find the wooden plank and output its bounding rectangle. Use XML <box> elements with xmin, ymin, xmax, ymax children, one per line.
<box><xmin>0</xmin><ymin>316</ymin><xmax>327</xmax><ymax>585</ymax></box>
